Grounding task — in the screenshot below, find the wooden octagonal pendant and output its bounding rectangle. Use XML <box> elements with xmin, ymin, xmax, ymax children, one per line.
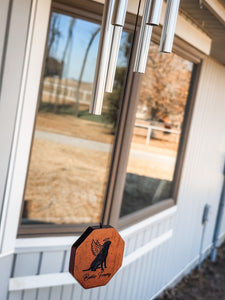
<box><xmin>69</xmin><ymin>225</ymin><xmax>124</xmax><ymax>289</ymax></box>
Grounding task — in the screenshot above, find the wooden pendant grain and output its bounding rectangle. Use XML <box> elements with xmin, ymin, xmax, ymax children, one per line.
<box><xmin>69</xmin><ymin>225</ymin><xmax>125</xmax><ymax>289</ymax></box>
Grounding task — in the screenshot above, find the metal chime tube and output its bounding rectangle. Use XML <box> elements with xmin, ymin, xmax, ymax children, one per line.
<box><xmin>90</xmin><ymin>0</ymin><xmax>128</xmax><ymax>114</ymax></box>
<box><xmin>134</xmin><ymin>0</ymin><xmax>153</xmax><ymax>73</ymax></box>
<box><xmin>105</xmin><ymin>0</ymin><xmax>128</xmax><ymax>93</ymax></box>
<box><xmin>147</xmin><ymin>0</ymin><xmax>163</xmax><ymax>26</ymax></box>
<box><xmin>91</xmin><ymin>0</ymin><xmax>180</xmax><ymax>114</ymax></box>
<box><xmin>105</xmin><ymin>26</ymin><xmax>123</xmax><ymax>92</ymax></box>
<box><xmin>112</xmin><ymin>0</ymin><xmax>128</xmax><ymax>26</ymax></box>
<box><xmin>159</xmin><ymin>0</ymin><xmax>180</xmax><ymax>53</ymax></box>
<box><xmin>89</xmin><ymin>0</ymin><xmax>115</xmax><ymax>115</ymax></box>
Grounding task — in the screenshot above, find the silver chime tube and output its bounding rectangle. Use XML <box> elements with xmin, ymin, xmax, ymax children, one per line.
<box><xmin>112</xmin><ymin>0</ymin><xmax>128</xmax><ymax>26</ymax></box>
<box><xmin>133</xmin><ymin>25</ymin><xmax>153</xmax><ymax>73</ymax></box>
<box><xmin>105</xmin><ymin>0</ymin><xmax>128</xmax><ymax>93</ymax></box>
<box><xmin>105</xmin><ymin>26</ymin><xmax>123</xmax><ymax>92</ymax></box>
<box><xmin>134</xmin><ymin>0</ymin><xmax>153</xmax><ymax>73</ymax></box>
<box><xmin>89</xmin><ymin>0</ymin><xmax>115</xmax><ymax>115</ymax></box>
<box><xmin>159</xmin><ymin>0</ymin><xmax>180</xmax><ymax>53</ymax></box>
<box><xmin>147</xmin><ymin>0</ymin><xmax>163</xmax><ymax>26</ymax></box>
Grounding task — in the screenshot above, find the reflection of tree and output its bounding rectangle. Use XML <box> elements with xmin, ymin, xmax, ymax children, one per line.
<box><xmin>45</xmin><ymin>57</ymin><xmax>63</xmax><ymax>78</ymax></box>
<box><xmin>139</xmin><ymin>44</ymin><xmax>192</xmax><ymax>126</ymax></box>
<box><xmin>54</xmin><ymin>18</ymin><xmax>76</xmax><ymax>113</ymax></box>
<box><xmin>106</xmin><ymin>67</ymin><xmax>126</xmax><ymax>131</ymax></box>
<box><xmin>43</xmin><ymin>16</ymin><xmax>100</xmax><ymax>117</ymax></box>
<box><xmin>62</xmin><ymin>19</ymin><xmax>76</xmax><ymax>64</ymax></box>
<box><xmin>74</xmin><ymin>27</ymin><xmax>100</xmax><ymax>117</ymax></box>
<box><xmin>40</xmin><ymin>15</ymin><xmax>62</xmax><ymax>105</ymax></box>
<box><xmin>47</xmin><ymin>15</ymin><xmax>61</xmax><ymax>61</ymax></box>
<box><xmin>45</xmin><ymin>16</ymin><xmax>63</xmax><ymax>78</ymax></box>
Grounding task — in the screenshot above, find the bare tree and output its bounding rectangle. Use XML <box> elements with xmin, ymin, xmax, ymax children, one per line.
<box><xmin>39</xmin><ymin>15</ymin><xmax>61</xmax><ymax>106</ymax></box>
<box><xmin>46</xmin><ymin>15</ymin><xmax>61</xmax><ymax>61</ymax></box>
<box><xmin>54</xmin><ymin>18</ymin><xmax>76</xmax><ymax>113</ymax></box>
<box><xmin>74</xmin><ymin>27</ymin><xmax>100</xmax><ymax>117</ymax></box>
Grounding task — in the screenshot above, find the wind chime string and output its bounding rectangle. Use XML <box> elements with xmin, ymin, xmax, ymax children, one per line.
<box><xmin>100</xmin><ymin>0</ymin><xmax>142</xmax><ymax>229</ymax></box>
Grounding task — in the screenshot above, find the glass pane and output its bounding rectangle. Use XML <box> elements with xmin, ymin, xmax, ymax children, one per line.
<box><xmin>22</xmin><ymin>12</ymin><xmax>132</xmax><ymax>225</ymax></box>
<box><xmin>120</xmin><ymin>42</ymin><xmax>193</xmax><ymax>217</ymax></box>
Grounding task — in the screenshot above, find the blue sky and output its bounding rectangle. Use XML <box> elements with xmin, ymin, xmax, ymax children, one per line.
<box><xmin>49</xmin><ymin>13</ymin><xmax>131</xmax><ymax>83</ymax></box>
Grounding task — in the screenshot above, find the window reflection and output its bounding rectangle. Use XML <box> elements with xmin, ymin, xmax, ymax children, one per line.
<box><xmin>22</xmin><ymin>12</ymin><xmax>132</xmax><ymax>224</ymax></box>
<box><xmin>120</xmin><ymin>42</ymin><xmax>193</xmax><ymax>217</ymax></box>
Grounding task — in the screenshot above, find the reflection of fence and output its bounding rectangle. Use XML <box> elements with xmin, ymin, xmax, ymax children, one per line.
<box><xmin>42</xmin><ymin>78</ymin><xmax>92</xmax><ymax>105</ymax></box>
<box><xmin>135</xmin><ymin>123</ymin><xmax>180</xmax><ymax>144</ymax></box>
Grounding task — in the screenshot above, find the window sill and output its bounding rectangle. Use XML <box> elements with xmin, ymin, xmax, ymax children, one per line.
<box><xmin>15</xmin><ymin>203</ymin><xmax>177</xmax><ymax>254</ymax></box>
<box><xmin>17</xmin><ymin>199</ymin><xmax>175</xmax><ymax>240</ymax></box>
<box><xmin>118</xmin><ymin>198</ymin><xmax>175</xmax><ymax>230</ymax></box>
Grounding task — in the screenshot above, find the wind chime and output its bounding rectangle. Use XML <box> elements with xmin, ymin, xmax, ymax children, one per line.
<box><xmin>69</xmin><ymin>0</ymin><xmax>180</xmax><ymax>289</ymax></box>
<box><xmin>89</xmin><ymin>0</ymin><xmax>180</xmax><ymax>115</ymax></box>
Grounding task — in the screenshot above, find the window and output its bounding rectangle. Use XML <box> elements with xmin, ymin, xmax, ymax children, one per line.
<box><xmin>20</xmin><ymin>9</ymin><xmax>132</xmax><ymax>231</ymax></box>
<box><xmin>18</xmin><ymin>1</ymin><xmax>197</xmax><ymax>236</ymax></box>
<box><xmin>120</xmin><ymin>42</ymin><xmax>193</xmax><ymax>218</ymax></box>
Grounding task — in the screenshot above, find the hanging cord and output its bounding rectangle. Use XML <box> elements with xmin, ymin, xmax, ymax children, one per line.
<box><xmin>125</xmin><ymin>0</ymin><xmax>142</xmax><ymax>73</ymax></box>
<box><xmin>100</xmin><ymin>0</ymin><xmax>142</xmax><ymax>229</ymax></box>
<box><xmin>133</xmin><ymin>0</ymin><xmax>142</xmax><ymax>44</ymax></box>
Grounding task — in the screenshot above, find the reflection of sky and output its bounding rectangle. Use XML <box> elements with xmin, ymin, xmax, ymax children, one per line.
<box><xmin>49</xmin><ymin>13</ymin><xmax>130</xmax><ymax>83</ymax></box>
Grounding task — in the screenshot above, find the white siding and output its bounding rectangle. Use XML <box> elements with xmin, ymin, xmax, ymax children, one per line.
<box><xmin>36</xmin><ymin>288</ymin><xmax>51</xmax><ymax>300</ymax></box>
<box><xmin>23</xmin><ymin>290</ymin><xmax>37</xmax><ymax>300</ymax></box>
<box><xmin>0</xmin><ymin>0</ymin><xmax>11</xmax><ymax>75</ymax></box>
<box><xmin>6</xmin><ymin>57</ymin><xmax>225</xmax><ymax>300</ymax></box>
<box><xmin>154</xmin><ymin>57</ymin><xmax>225</xmax><ymax>296</ymax></box>
<box><xmin>8</xmin><ymin>208</ymin><xmax>175</xmax><ymax>300</ymax></box>
<box><xmin>0</xmin><ymin>0</ymin><xmax>51</xmax><ymax>255</ymax></box>
<box><xmin>0</xmin><ymin>0</ymin><xmax>32</xmax><ymax>234</ymax></box>
<box><xmin>0</xmin><ymin>0</ymin><xmax>225</xmax><ymax>297</ymax></box>
<box><xmin>8</xmin><ymin>292</ymin><xmax>23</xmax><ymax>300</ymax></box>
<box><xmin>39</xmin><ymin>252</ymin><xmax>65</xmax><ymax>274</ymax></box>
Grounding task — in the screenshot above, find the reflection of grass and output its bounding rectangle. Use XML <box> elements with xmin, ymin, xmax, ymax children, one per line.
<box><xmin>36</xmin><ymin>112</ymin><xmax>115</xmax><ymax>143</ymax></box>
<box><xmin>39</xmin><ymin>103</ymin><xmax>111</xmax><ymax>125</ymax></box>
<box><xmin>78</xmin><ymin>109</ymin><xmax>111</xmax><ymax>124</ymax></box>
<box><xmin>39</xmin><ymin>103</ymin><xmax>75</xmax><ymax>115</ymax></box>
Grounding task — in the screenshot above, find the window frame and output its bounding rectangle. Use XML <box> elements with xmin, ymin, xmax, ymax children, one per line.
<box><xmin>116</xmin><ymin>63</ymin><xmax>201</xmax><ymax>230</ymax></box>
<box><xmin>17</xmin><ymin>0</ymin><xmax>137</xmax><ymax>237</ymax></box>
<box><xmin>17</xmin><ymin>0</ymin><xmax>202</xmax><ymax>237</ymax></box>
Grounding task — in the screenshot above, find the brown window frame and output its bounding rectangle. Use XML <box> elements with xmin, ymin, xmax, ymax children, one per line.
<box><xmin>104</xmin><ymin>31</ymin><xmax>202</xmax><ymax>229</ymax></box>
<box><xmin>17</xmin><ymin>0</ymin><xmax>203</xmax><ymax>237</ymax></box>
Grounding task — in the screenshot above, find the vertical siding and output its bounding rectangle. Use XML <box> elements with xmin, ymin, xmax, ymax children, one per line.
<box><xmin>7</xmin><ymin>208</ymin><xmax>175</xmax><ymax>300</ymax></box>
<box><xmin>4</xmin><ymin>45</ymin><xmax>225</xmax><ymax>300</ymax></box>
<box><xmin>61</xmin><ymin>285</ymin><xmax>73</xmax><ymax>299</ymax></box>
<box><xmin>13</xmin><ymin>253</ymin><xmax>40</xmax><ymax>277</ymax></box>
<box><xmin>36</xmin><ymin>288</ymin><xmax>51</xmax><ymax>300</ymax></box>
<box><xmin>39</xmin><ymin>252</ymin><xmax>65</xmax><ymax>274</ymax></box>
<box><xmin>7</xmin><ymin>57</ymin><xmax>225</xmax><ymax>300</ymax></box>
<box><xmin>0</xmin><ymin>1</ymin><xmax>32</xmax><ymax>299</ymax></box>
<box><xmin>0</xmin><ymin>254</ymin><xmax>14</xmax><ymax>300</ymax></box>
<box><xmin>160</xmin><ymin>57</ymin><xmax>225</xmax><ymax>295</ymax></box>
<box><xmin>0</xmin><ymin>0</ymin><xmax>11</xmax><ymax>77</ymax></box>
<box><xmin>8</xmin><ymin>292</ymin><xmax>23</xmax><ymax>300</ymax></box>
<box><xmin>23</xmin><ymin>290</ymin><xmax>37</xmax><ymax>300</ymax></box>
<box><xmin>0</xmin><ymin>0</ymin><xmax>32</xmax><ymax>230</ymax></box>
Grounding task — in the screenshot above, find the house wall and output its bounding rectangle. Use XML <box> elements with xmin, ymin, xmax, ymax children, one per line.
<box><xmin>0</xmin><ymin>0</ymin><xmax>10</xmax><ymax>75</ymax></box>
<box><xmin>1</xmin><ymin>0</ymin><xmax>225</xmax><ymax>299</ymax></box>
<box><xmin>8</xmin><ymin>208</ymin><xmax>175</xmax><ymax>300</ymax></box>
<box><xmin>161</xmin><ymin>56</ymin><xmax>225</xmax><ymax>289</ymax></box>
<box><xmin>0</xmin><ymin>0</ymin><xmax>10</xmax><ymax>242</ymax></box>
<box><xmin>0</xmin><ymin>1</ymin><xmax>33</xmax><ymax>297</ymax></box>
<box><xmin>0</xmin><ymin>0</ymin><xmax>32</xmax><ymax>227</ymax></box>
<box><xmin>6</xmin><ymin>55</ymin><xmax>225</xmax><ymax>300</ymax></box>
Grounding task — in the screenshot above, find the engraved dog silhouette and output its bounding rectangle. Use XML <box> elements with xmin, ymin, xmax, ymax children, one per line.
<box><xmin>83</xmin><ymin>240</ymin><xmax>111</xmax><ymax>272</ymax></box>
